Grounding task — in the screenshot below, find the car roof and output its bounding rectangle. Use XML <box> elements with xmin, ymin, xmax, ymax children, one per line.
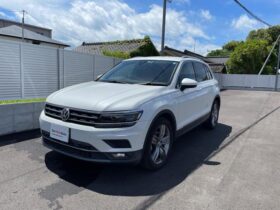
<box><xmin>126</xmin><ymin>56</ymin><xmax>204</xmax><ymax>63</ymax></box>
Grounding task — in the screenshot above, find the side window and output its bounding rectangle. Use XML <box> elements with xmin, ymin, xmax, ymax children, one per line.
<box><xmin>177</xmin><ymin>62</ymin><xmax>196</xmax><ymax>86</ymax></box>
<box><xmin>193</xmin><ymin>62</ymin><xmax>208</xmax><ymax>82</ymax></box>
<box><xmin>204</xmin><ymin>64</ymin><xmax>213</xmax><ymax>80</ymax></box>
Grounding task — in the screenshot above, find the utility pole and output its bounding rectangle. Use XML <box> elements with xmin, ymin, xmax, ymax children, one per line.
<box><xmin>161</xmin><ymin>0</ymin><xmax>171</xmax><ymax>54</ymax></box>
<box><xmin>21</xmin><ymin>10</ymin><xmax>27</xmax><ymax>41</ymax></box>
<box><xmin>275</xmin><ymin>40</ymin><xmax>280</xmax><ymax>91</ymax></box>
<box><xmin>258</xmin><ymin>35</ymin><xmax>280</xmax><ymax>75</ymax></box>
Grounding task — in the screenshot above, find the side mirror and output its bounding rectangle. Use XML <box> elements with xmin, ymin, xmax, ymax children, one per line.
<box><xmin>278</xmin><ymin>69</ymin><xmax>280</xmax><ymax>74</ymax></box>
<box><xmin>180</xmin><ymin>78</ymin><xmax>198</xmax><ymax>91</ymax></box>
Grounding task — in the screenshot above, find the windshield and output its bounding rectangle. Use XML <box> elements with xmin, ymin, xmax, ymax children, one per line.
<box><xmin>98</xmin><ymin>60</ymin><xmax>179</xmax><ymax>86</ymax></box>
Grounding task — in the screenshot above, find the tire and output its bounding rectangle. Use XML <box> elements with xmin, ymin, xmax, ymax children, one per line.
<box><xmin>141</xmin><ymin>117</ymin><xmax>174</xmax><ymax>170</ymax></box>
<box><xmin>205</xmin><ymin>100</ymin><xmax>220</xmax><ymax>129</ymax></box>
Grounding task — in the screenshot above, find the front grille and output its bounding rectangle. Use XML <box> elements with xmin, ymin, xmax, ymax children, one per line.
<box><xmin>45</xmin><ymin>104</ymin><xmax>63</xmax><ymax>120</ymax></box>
<box><xmin>45</xmin><ymin>103</ymin><xmax>100</xmax><ymax>126</ymax></box>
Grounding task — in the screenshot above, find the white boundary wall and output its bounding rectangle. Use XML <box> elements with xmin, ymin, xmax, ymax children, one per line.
<box><xmin>215</xmin><ymin>73</ymin><xmax>280</xmax><ymax>90</ymax></box>
<box><xmin>0</xmin><ymin>102</ymin><xmax>45</xmax><ymax>136</ymax></box>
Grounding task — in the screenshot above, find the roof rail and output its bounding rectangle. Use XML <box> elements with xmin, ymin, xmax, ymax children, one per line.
<box><xmin>181</xmin><ymin>55</ymin><xmax>203</xmax><ymax>61</ymax></box>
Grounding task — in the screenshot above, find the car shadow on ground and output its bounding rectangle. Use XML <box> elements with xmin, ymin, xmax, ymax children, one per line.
<box><xmin>0</xmin><ymin>129</ymin><xmax>41</xmax><ymax>147</ymax></box>
<box><xmin>45</xmin><ymin>123</ymin><xmax>232</xmax><ymax>196</ymax></box>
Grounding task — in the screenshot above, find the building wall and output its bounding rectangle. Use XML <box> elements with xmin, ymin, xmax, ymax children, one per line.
<box><xmin>0</xmin><ymin>35</ymin><xmax>65</xmax><ymax>48</ymax></box>
<box><xmin>0</xmin><ymin>19</ymin><xmax>52</xmax><ymax>38</ymax></box>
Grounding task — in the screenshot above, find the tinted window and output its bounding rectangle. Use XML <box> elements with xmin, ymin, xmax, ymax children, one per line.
<box><xmin>193</xmin><ymin>62</ymin><xmax>208</xmax><ymax>82</ymax></box>
<box><xmin>99</xmin><ymin>60</ymin><xmax>179</xmax><ymax>86</ymax></box>
<box><xmin>177</xmin><ymin>62</ymin><xmax>196</xmax><ymax>85</ymax></box>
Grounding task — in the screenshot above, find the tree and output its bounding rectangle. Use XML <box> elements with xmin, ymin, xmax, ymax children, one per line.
<box><xmin>247</xmin><ymin>26</ymin><xmax>280</xmax><ymax>45</ymax></box>
<box><xmin>247</xmin><ymin>29</ymin><xmax>272</xmax><ymax>43</ymax></box>
<box><xmin>102</xmin><ymin>36</ymin><xmax>159</xmax><ymax>59</ymax></box>
<box><xmin>130</xmin><ymin>36</ymin><xmax>159</xmax><ymax>57</ymax></box>
<box><xmin>207</xmin><ymin>25</ymin><xmax>280</xmax><ymax>74</ymax></box>
<box><xmin>207</xmin><ymin>41</ymin><xmax>242</xmax><ymax>57</ymax></box>
<box><xmin>223</xmin><ymin>41</ymin><xmax>242</xmax><ymax>52</ymax></box>
<box><xmin>207</xmin><ymin>49</ymin><xmax>229</xmax><ymax>57</ymax></box>
<box><xmin>267</xmin><ymin>26</ymin><xmax>280</xmax><ymax>43</ymax></box>
<box><xmin>226</xmin><ymin>40</ymin><xmax>274</xmax><ymax>74</ymax></box>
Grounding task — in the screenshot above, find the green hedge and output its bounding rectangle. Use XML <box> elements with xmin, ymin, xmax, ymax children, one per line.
<box><xmin>0</xmin><ymin>98</ymin><xmax>46</xmax><ymax>105</ymax></box>
<box><xmin>102</xmin><ymin>36</ymin><xmax>159</xmax><ymax>59</ymax></box>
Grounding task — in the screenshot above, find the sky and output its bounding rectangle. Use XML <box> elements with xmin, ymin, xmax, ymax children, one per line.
<box><xmin>0</xmin><ymin>0</ymin><xmax>279</xmax><ymax>55</ymax></box>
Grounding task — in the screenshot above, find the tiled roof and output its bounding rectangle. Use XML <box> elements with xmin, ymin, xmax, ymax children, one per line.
<box><xmin>163</xmin><ymin>46</ymin><xmax>212</xmax><ymax>63</ymax></box>
<box><xmin>163</xmin><ymin>46</ymin><xmax>229</xmax><ymax>64</ymax></box>
<box><xmin>163</xmin><ymin>46</ymin><xmax>227</xmax><ymax>73</ymax></box>
<box><xmin>73</xmin><ymin>39</ymin><xmax>146</xmax><ymax>55</ymax></box>
<box><xmin>0</xmin><ymin>25</ymin><xmax>69</xmax><ymax>46</ymax></box>
<box><xmin>206</xmin><ymin>57</ymin><xmax>229</xmax><ymax>64</ymax></box>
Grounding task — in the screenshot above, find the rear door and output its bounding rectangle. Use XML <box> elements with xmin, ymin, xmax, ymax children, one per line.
<box><xmin>193</xmin><ymin>62</ymin><xmax>213</xmax><ymax>115</ymax></box>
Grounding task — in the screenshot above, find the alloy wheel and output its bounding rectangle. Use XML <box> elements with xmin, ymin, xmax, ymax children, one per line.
<box><xmin>150</xmin><ymin>124</ymin><xmax>171</xmax><ymax>164</ymax></box>
<box><xmin>211</xmin><ymin>102</ymin><xmax>219</xmax><ymax>126</ymax></box>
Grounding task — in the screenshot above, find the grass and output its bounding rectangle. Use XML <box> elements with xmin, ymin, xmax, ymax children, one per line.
<box><xmin>0</xmin><ymin>98</ymin><xmax>46</xmax><ymax>105</ymax></box>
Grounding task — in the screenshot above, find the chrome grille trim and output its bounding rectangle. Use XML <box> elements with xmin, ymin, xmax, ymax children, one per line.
<box><xmin>45</xmin><ymin>103</ymin><xmax>100</xmax><ymax>126</ymax></box>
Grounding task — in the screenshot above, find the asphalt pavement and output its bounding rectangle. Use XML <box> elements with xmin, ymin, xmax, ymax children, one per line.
<box><xmin>0</xmin><ymin>90</ymin><xmax>280</xmax><ymax>210</ymax></box>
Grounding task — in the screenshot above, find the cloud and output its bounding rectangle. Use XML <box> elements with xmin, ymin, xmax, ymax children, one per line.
<box><xmin>1</xmin><ymin>0</ymin><xmax>212</xmax><ymax>54</ymax></box>
<box><xmin>200</xmin><ymin>10</ymin><xmax>213</xmax><ymax>21</ymax></box>
<box><xmin>178</xmin><ymin>36</ymin><xmax>220</xmax><ymax>56</ymax></box>
<box><xmin>174</xmin><ymin>0</ymin><xmax>190</xmax><ymax>5</ymax></box>
<box><xmin>231</xmin><ymin>14</ymin><xmax>261</xmax><ymax>31</ymax></box>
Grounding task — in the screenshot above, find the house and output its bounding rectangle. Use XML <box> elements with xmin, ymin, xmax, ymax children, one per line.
<box><xmin>0</xmin><ymin>25</ymin><xmax>69</xmax><ymax>48</ymax></box>
<box><xmin>74</xmin><ymin>36</ymin><xmax>159</xmax><ymax>58</ymax></box>
<box><xmin>0</xmin><ymin>18</ymin><xmax>52</xmax><ymax>38</ymax></box>
<box><xmin>163</xmin><ymin>46</ymin><xmax>229</xmax><ymax>73</ymax></box>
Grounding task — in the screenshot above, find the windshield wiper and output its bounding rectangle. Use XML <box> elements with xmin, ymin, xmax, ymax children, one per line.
<box><xmin>139</xmin><ymin>82</ymin><xmax>167</xmax><ymax>86</ymax></box>
<box><xmin>102</xmin><ymin>80</ymin><xmax>128</xmax><ymax>84</ymax></box>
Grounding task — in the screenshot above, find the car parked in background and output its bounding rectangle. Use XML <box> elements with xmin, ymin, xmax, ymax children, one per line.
<box><xmin>40</xmin><ymin>56</ymin><xmax>220</xmax><ymax>170</ymax></box>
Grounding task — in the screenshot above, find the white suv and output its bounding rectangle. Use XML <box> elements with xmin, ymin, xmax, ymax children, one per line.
<box><xmin>40</xmin><ymin>56</ymin><xmax>220</xmax><ymax>170</ymax></box>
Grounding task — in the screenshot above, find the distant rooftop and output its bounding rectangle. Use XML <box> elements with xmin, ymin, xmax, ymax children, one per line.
<box><xmin>163</xmin><ymin>46</ymin><xmax>229</xmax><ymax>64</ymax></box>
<box><xmin>163</xmin><ymin>46</ymin><xmax>228</xmax><ymax>73</ymax></box>
<box><xmin>74</xmin><ymin>38</ymin><xmax>148</xmax><ymax>55</ymax></box>
<box><xmin>0</xmin><ymin>18</ymin><xmax>51</xmax><ymax>32</ymax></box>
<box><xmin>0</xmin><ymin>25</ymin><xmax>69</xmax><ymax>47</ymax></box>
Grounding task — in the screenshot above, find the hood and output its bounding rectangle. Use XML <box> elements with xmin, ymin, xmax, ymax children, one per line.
<box><xmin>47</xmin><ymin>81</ymin><xmax>167</xmax><ymax>111</ymax></box>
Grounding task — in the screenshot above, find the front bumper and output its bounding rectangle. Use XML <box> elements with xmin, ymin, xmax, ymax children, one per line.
<box><xmin>42</xmin><ymin>131</ymin><xmax>142</xmax><ymax>163</ymax></box>
<box><xmin>40</xmin><ymin>111</ymin><xmax>148</xmax><ymax>163</ymax></box>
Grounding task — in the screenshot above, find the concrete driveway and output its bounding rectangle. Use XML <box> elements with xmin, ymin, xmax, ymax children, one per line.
<box><xmin>0</xmin><ymin>90</ymin><xmax>280</xmax><ymax>210</ymax></box>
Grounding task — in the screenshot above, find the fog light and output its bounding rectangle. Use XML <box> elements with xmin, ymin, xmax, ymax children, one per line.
<box><xmin>112</xmin><ymin>153</ymin><xmax>126</xmax><ymax>158</ymax></box>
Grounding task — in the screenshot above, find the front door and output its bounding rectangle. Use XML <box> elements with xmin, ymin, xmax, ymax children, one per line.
<box><xmin>174</xmin><ymin>61</ymin><xmax>203</xmax><ymax>130</ymax></box>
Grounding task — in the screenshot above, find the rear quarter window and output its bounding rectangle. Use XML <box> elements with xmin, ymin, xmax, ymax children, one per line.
<box><xmin>193</xmin><ymin>62</ymin><xmax>208</xmax><ymax>82</ymax></box>
<box><xmin>203</xmin><ymin>64</ymin><xmax>213</xmax><ymax>80</ymax></box>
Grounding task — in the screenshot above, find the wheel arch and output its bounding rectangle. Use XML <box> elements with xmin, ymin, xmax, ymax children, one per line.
<box><xmin>214</xmin><ymin>95</ymin><xmax>221</xmax><ymax>108</ymax></box>
<box><xmin>153</xmin><ymin>109</ymin><xmax>177</xmax><ymax>133</ymax></box>
<box><xmin>141</xmin><ymin>109</ymin><xmax>177</xmax><ymax>161</ymax></box>
<box><xmin>144</xmin><ymin>109</ymin><xmax>177</xmax><ymax>144</ymax></box>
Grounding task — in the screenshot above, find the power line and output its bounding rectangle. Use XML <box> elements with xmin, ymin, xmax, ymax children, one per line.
<box><xmin>233</xmin><ymin>0</ymin><xmax>272</xmax><ymax>27</ymax></box>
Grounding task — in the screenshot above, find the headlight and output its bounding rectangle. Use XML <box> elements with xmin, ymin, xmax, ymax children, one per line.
<box><xmin>95</xmin><ymin>111</ymin><xmax>143</xmax><ymax>128</ymax></box>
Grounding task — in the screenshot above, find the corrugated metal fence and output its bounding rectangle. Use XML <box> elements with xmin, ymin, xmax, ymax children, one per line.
<box><xmin>0</xmin><ymin>40</ymin><xmax>122</xmax><ymax>100</ymax></box>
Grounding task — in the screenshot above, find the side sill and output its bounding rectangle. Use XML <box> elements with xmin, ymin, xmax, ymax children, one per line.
<box><xmin>175</xmin><ymin>112</ymin><xmax>210</xmax><ymax>138</ymax></box>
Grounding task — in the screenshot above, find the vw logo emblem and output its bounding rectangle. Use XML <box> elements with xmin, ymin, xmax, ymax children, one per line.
<box><xmin>61</xmin><ymin>108</ymin><xmax>70</xmax><ymax>121</ymax></box>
